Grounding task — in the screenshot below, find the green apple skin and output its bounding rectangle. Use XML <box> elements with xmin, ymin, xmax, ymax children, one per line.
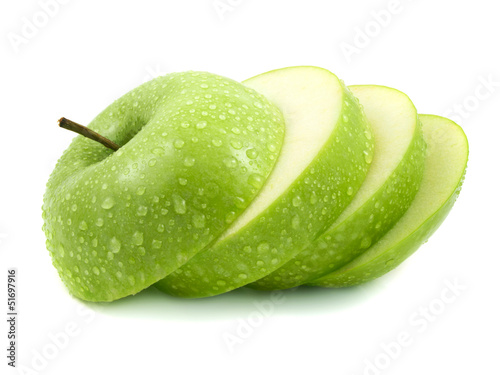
<box><xmin>308</xmin><ymin>115</ymin><xmax>468</xmax><ymax>287</ymax></box>
<box><xmin>42</xmin><ymin>71</ymin><xmax>285</xmax><ymax>302</ymax></box>
<box><xmin>156</xmin><ymin>67</ymin><xmax>374</xmax><ymax>298</ymax></box>
<box><xmin>250</xmin><ymin>85</ymin><xmax>426</xmax><ymax>290</ymax></box>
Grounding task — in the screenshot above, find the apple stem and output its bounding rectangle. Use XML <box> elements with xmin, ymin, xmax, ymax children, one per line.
<box><xmin>58</xmin><ymin>118</ymin><xmax>121</xmax><ymax>151</ymax></box>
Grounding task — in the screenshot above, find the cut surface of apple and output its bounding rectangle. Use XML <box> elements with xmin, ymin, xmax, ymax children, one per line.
<box><xmin>42</xmin><ymin>72</ymin><xmax>286</xmax><ymax>302</ymax></box>
<box><xmin>250</xmin><ymin>85</ymin><xmax>426</xmax><ymax>290</ymax></box>
<box><xmin>308</xmin><ymin>115</ymin><xmax>468</xmax><ymax>287</ymax></box>
<box><xmin>155</xmin><ymin>66</ymin><xmax>374</xmax><ymax>298</ymax></box>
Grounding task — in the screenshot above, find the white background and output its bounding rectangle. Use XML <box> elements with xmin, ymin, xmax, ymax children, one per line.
<box><xmin>1</xmin><ymin>0</ymin><xmax>499</xmax><ymax>374</ymax></box>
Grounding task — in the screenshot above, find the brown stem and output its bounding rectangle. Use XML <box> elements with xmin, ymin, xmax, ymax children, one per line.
<box><xmin>58</xmin><ymin>118</ymin><xmax>120</xmax><ymax>151</ymax></box>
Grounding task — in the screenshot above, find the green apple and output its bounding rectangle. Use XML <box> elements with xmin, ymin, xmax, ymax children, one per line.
<box><xmin>308</xmin><ymin>115</ymin><xmax>468</xmax><ymax>287</ymax></box>
<box><xmin>250</xmin><ymin>85</ymin><xmax>426</xmax><ymax>290</ymax></box>
<box><xmin>42</xmin><ymin>71</ymin><xmax>286</xmax><ymax>302</ymax></box>
<box><xmin>156</xmin><ymin>66</ymin><xmax>374</xmax><ymax>298</ymax></box>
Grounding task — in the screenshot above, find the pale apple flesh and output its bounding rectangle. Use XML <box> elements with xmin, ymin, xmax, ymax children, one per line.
<box><xmin>250</xmin><ymin>85</ymin><xmax>426</xmax><ymax>290</ymax></box>
<box><xmin>155</xmin><ymin>67</ymin><xmax>374</xmax><ymax>298</ymax></box>
<box><xmin>308</xmin><ymin>115</ymin><xmax>468</xmax><ymax>287</ymax></box>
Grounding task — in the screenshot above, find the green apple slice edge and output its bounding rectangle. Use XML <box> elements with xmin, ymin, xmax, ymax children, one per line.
<box><xmin>155</xmin><ymin>66</ymin><xmax>374</xmax><ymax>298</ymax></box>
<box><xmin>308</xmin><ymin>114</ymin><xmax>468</xmax><ymax>287</ymax></box>
<box><xmin>250</xmin><ymin>85</ymin><xmax>426</xmax><ymax>290</ymax></box>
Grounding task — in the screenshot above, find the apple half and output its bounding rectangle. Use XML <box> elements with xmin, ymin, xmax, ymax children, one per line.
<box><xmin>308</xmin><ymin>115</ymin><xmax>468</xmax><ymax>287</ymax></box>
<box><xmin>250</xmin><ymin>85</ymin><xmax>427</xmax><ymax>290</ymax></box>
<box><xmin>155</xmin><ymin>66</ymin><xmax>374</xmax><ymax>298</ymax></box>
<box><xmin>42</xmin><ymin>72</ymin><xmax>286</xmax><ymax>301</ymax></box>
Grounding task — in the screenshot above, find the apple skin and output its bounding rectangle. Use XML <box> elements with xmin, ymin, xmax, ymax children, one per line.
<box><xmin>42</xmin><ymin>71</ymin><xmax>285</xmax><ymax>302</ymax></box>
<box><xmin>249</xmin><ymin>85</ymin><xmax>426</xmax><ymax>290</ymax></box>
<box><xmin>308</xmin><ymin>115</ymin><xmax>468</xmax><ymax>287</ymax></box>
<box><xmin>156</xmin><ymin>67</ymin><xmax>375</xmax><ymax>298</ymax></box>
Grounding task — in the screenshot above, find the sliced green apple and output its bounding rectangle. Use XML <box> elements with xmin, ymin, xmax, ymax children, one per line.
<box><xmin>42</xmin><ymin>71</ymin><xmax>286</xmax><ymax>302</ymax></box>
<box><xmin>308</xmin><ymin>115</ymin><xmax>468</xmax><ymax>287</ymax></box>
<box><xmin>250</xmin><ymin>85</ymin><xmax>426</xmax><ymax>290</ymax></box>
<box><xmin>156</xmin><ymin>66</ymin><xmax>374</xmax><ymax>298</ymax></box>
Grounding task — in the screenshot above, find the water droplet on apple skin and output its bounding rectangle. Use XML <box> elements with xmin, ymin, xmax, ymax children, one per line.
<box><xmin>172</xmin><ymin>194</ymin><xmax>187</xmax><ymax>214</ymax></box>
<box><xmin>101</xmin><ymin>197</ymin><xmax>115</xmax><ymax>209</ymax></box>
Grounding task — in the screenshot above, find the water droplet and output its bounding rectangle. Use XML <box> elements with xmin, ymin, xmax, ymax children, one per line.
<box><xmin>174</xmin><ymin>140</ymin><xmax>185</xmax><ymax>149</ymax></box>
<box><xmin>157</xmin><ymin>224</ymin><xmax>165</xmax><ymax>233</ymax></box>
<box><xmin>347</xmin><ymin>186</ymin><xmax>354</xmax><ymax>196</ymax></box>
<box><xmin>152</xmin><ymin>240</ymin><xmax>162</xmax><ymax>249</ymax></box>
<box><xmin>200</xmin><ymin>83</ymin><xmax>209</xmax><ymax>88</ymax></box>
<box><xmin>96</xmin><ymin>218</ymin><xmax>104</xmax><ymax>227</ymax></box>
<box><xmin>178</xmin><ymin>178</ymin><xmax>188</xmax><ymax>186</ymax></box>
<box><xmin>219</xmin><ymin>114</ymin><xmax>226</xmax><ymax>120</ymax></box>
<box><xmin>217</xmin><ymin>280</ymin><xmax>227</xmax><ymax>286</ymax></box>
<box><xmin>364</xmin><ymin>151</ymin><xmax>373</xmax><ymax>164</ymax></box>
<box><xmin>231</xmin><ymin>140</ymin><xmax>243</xmax><ymax>150</ymax></box>
<box><xmin>196</xmin><ymin>121</ymin><xmax>207</xmax><ymax>129</ymax></box>
<box><xmin>254</xmin><ymin>101</ymin><xmax>263</xmax><ymax>108</ymax></box>
<box><xmin>71</xmin><ymin>204</ymin><xmax>78</xmax><ymax>212</ymax></box>
<box><xmin>110</xmin><ymin>237</ymin><xmax>121</xmax><ymax>253</ymax></box>
<box><xmin>128</xmin><ymin>275</ymin><xmax>136</xmax><ymax>285</ymax></box>
<box><xmin>225</xmin><ymin>211</ymin><xmax>236</xmax><ymax>223</ymax></box>
<box><xmin>212</xmin><ymin>139</ymin><xmax>223</xmax><ymax>147</ymax></box>
<box><xmin>181</xmin><ymin>122</ymin><xmax>190</xmax><ymax>129</ymax></box>
<box><xmin>364</xmin><ymin>130</ymin><xmax>372</xmax><ymax>140</ymax></box>
<box><xmin>360</xmin><ymin>237</ymin><xmax>372</xmax><ymax>249</ymax></box>
<box><xmin>310</xmin><ymin>192</ymin><xmax>318</xmax><ymax>204</ymax></box>
<box><xmin>223</xmin><ymin>156</ymin><xmax>238</xmax><ymax>169</ymax></box>
<box><xmin>92</xmin><ymin>266</ymin><xmax>100</xmax><ymax>275</ymax></box>
<box><xmin>173</xmin><ymin>194</ymin><xmax>187</xmax><ymax>214</ymax></box>
<box><xmin>148</xmin><ymin>159</ymin><xmax>157</xmax><ymax>167</ymax></box>
<box><xmin>292</xmin><ymin>196</ymin><xmax>302</xmax><ymax>207</ymax></box>
<box><xmin>192</xmin><ymin>213</ymin><xmax>206</xmax><ymax>228</ymax></box>
<box><xmin>152</xmin><ymin>147</ymin><xmax>164</xmax><ymax>155</ymax></box>
<box><xmin>79</xmin><ymin>221</ymin><xmax>88</xmax><ymax>231</ymax></box>
<box><xmin>343</xmin><ymin>114</ymin><xmax>349</xmax><ymax>122</ymax></box>
<box><xmin>231</xmin><ymin>127</ymin><xmax>241</xmax><ymax>134</ymax></box>
<box><xmin>292</xmin><ymin>215</ymin><xmax>301</xmax><ymax>229</ymax></box>
<box><xmin>136</xmin><ymin>186</ymin><xmax>146</xmax><ymax>195</ymax></box>
<box><xmin>238</xmin><ymin>273</ymin><xmax>248</xmax><ymax>279</ymax></box>
<box><xmin>246</xmin><ymin>148</ymin><xmax>258</xmax><ymax>159</ymax></box>
<box><xmin>184</xmin><ymin>156</ymin><xmax>195</xmax><ymax>167</ymax></box>
<box><xmin>101</xmin><ymin>197</ymin><xmax>115</xmax><ymax>209</ymax></box>
<box><xmin>234</xmin><ymin>196</ymin><xmax>246</xmax><ymax>209</ymax></box>
<box><xmin>132</xmin><ymin>231</ymin><xmax>144</xmax><ymax>246</ymax></box>
<box><xmin>137</xmin><ymin>206</ymin><xmax>148</xmax><ymax>216</ymax></box>
<box><xmin>248</xmin><ymin>173</ymin><xmax>264</xmax><ymax>189</ymax></box>
<box><xmin>257</xmin><ymin>242</ymin><xmax>270</xmax><ymax>253</ymax></box>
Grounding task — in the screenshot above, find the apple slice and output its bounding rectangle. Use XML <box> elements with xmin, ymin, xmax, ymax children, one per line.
<box><xmin>43</xmin><ymin>71</ymin><xmax>286</xmax><ymax>302</ymax></box>
<box><xmin>250</xmin><ymin>85</ymin><xmax>426</xmax><ymax>290</ymax></box>
<box><xmin>155</xmin><ymin>66</ymin><xmax>374</xmax><ymax>298</ymax></box>
<box><xmin>308</xmin><ymin>115</ymin><xmax>468</xmax><ymax>287</ymax></box>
